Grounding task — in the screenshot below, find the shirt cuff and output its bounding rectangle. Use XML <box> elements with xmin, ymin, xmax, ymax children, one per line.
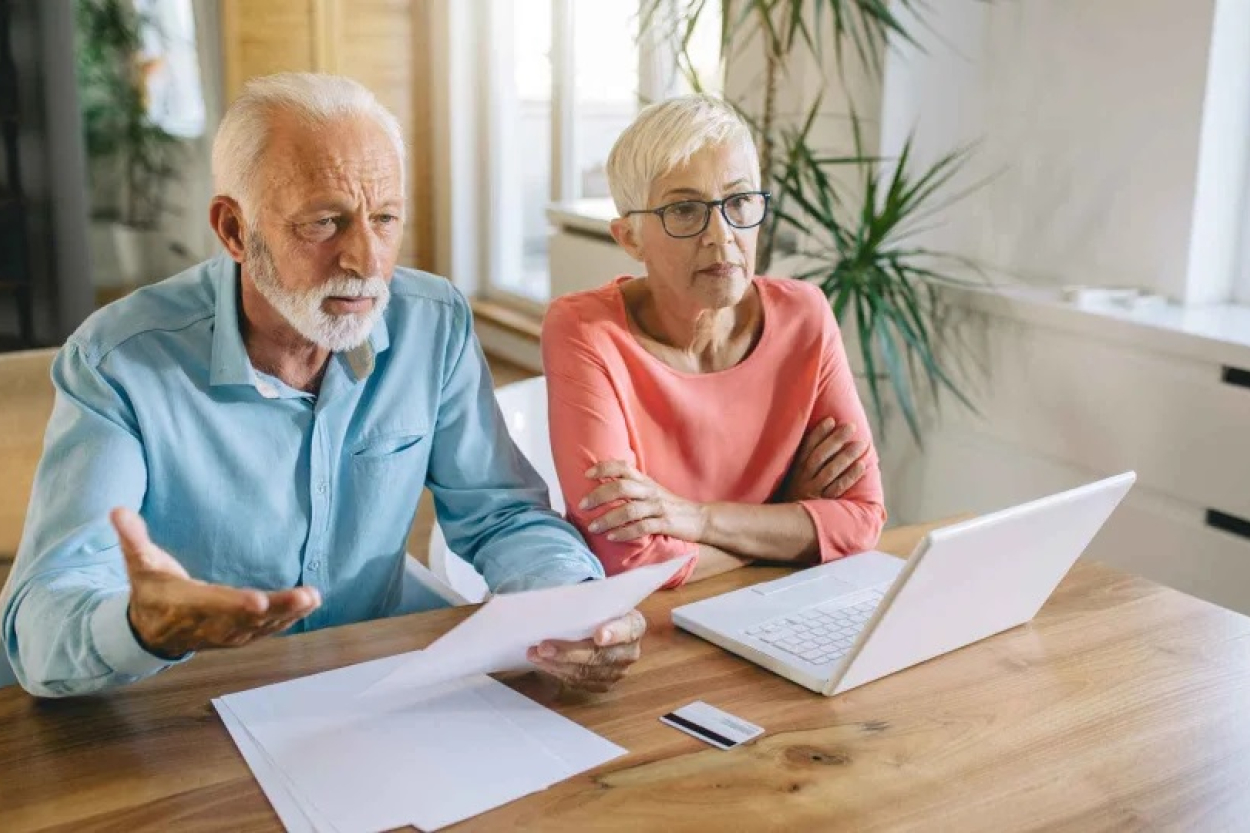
<box><xmin>91</xmin><ymin>591</ymin><xmax>187</xmax><ymax>678</ymax></box>
<box><xmin>493</xmin><ymin>552</ymin><xmax>605</xmax><ymax>594</ymax></box>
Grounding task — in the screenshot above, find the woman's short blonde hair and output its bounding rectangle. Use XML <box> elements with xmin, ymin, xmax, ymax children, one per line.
<box><xmin>606</xmin><ymin>94</ymin><xmax>758</xmax><ymax>216</ymax></box>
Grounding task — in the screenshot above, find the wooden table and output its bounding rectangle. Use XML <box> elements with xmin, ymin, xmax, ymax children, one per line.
<box><xmin>3</xmin><ymin>520</ymin><xmax>1250</xmax><ymax>832</ymax></box>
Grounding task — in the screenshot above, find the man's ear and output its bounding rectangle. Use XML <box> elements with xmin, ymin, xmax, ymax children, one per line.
<box><xmin>609</xmin><ymin>217</ymin><xmax>645</xmax><ymax>263</ymax></box>
<box><xmin>209</xmin><ymin>196</ymin><xmax>248</xmax><ymax>263</ymax></box>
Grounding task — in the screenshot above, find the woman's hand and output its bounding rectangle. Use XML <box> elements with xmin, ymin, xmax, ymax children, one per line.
<box><xmin>778</xmin><ymin>418</ymin><xmax>868</xmax><ymax>503</ymax></box>
<box><xmin>580</xmin><ymin>461</ymin><xmax>707</xmax><ymax>543</ymax></box>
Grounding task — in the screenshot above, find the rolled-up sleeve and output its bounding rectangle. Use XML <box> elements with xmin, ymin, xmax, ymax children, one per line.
<box><xmin>425</xmin><ymin>293</ymin><xmax>604</xmax><ymax>593</ymax></box>
<box><xmin>542</xmin><ymin>301</ymin><xmax>696</xmax><ymax>588</ymax></box>
<box><xmin>1</xmin><ymin>342</ymin><xmax>178</xmax><ymax>697</ymax></box>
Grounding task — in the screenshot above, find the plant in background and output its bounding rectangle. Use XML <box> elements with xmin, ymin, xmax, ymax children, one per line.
<box><xmin>640</xmin><ymin>0</ymin><xmax>986</xmax><ymax>443</ymax></box>
<box><xmin>777</xmin><ymin>110</ymin><xmax>985</xmax><ymax>439</ymax></box>
<box><xmin>75</xmin><ymin>0</ymin><xmax>180</xmax><ymax>231</ymax></box>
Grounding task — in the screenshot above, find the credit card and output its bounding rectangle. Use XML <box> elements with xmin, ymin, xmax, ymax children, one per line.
<box><xmin>659</xmin><ymin>701</ymin><xmax>765</xmax><ymax>750</ymax></box>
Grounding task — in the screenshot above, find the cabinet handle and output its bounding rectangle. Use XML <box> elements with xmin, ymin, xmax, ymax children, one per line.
<box><xmin>1220</xmin><ymin>366</ymin><xmax>1250</xmax><ymax>389</ymax></box>
<box><xmin>560</xmin><ymin>225</ymin><xmax>615</xmax><ymax>244</ymax></box>
<box><xmin>1206</xmin><ymin>509</ymin><xmax>1250</xmax><ymax>541</ymax></box>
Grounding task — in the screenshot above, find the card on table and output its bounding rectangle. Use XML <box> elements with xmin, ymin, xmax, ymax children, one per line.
<box><xmin>659</xmin><ymin>700</ymin><xmax>765</xmax><ymax>750</ymax></box>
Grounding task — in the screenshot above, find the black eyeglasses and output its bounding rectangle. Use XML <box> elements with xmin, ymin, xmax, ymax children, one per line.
<box><xmin>624</xmin><ymin>190</ymin><xmax>771</xmax><ymax>239</ymax></box>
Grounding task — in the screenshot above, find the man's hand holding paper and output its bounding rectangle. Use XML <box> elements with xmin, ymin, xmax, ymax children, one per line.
<box><xmin>528</xmin><ymin>608</ymin><xmax>647</xmax><ymax>693</ymax></box>
<box><xmin>364</xmin><ymin>557</ymin><xmax>689</xmax><ymax>698</ymax></box>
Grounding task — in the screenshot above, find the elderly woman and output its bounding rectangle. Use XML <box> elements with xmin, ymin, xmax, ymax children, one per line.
<box><xmin>542</xmin><ymin>94</ymin><xmax>886</xmax><ymax>588</ymax></box>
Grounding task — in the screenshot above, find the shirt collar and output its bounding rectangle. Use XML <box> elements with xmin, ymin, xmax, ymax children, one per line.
<box><xmin>208</xmin><ymin>255</ymin><xmax>391</xmax><ymax>388</ymax></box>
<box><xmin>208</xmin><ymin>255</ymin><xmax>252</xmax><ymax>387</ymax></box>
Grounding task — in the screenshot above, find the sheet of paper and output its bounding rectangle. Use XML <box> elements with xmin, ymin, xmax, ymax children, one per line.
<box><xmin>239</xmin><ymin>677</ymin><xmax>566</xmax><ymax>831</ymax></box>
<box><xmin>219</xmin><ymin>660</ymin><xmax>626</xmax><ymax>832</ymax></box>
<box><xmin>214</xmin><ymin>698</ymin><xmax>327</xmax><ymax>833</ymax></box>
<box><xmin>363</xmin><ymin>556</ymin><xmax>690</xmax><ymax>697</ymax></box>
<box><xmin>223</xmin><ymin>652</ymin><xmax>416</xmax><ymax>721</ymax></box>
<box><xmin>218</xmin><ymin>653</ymin><xmax>434</xmax><ymax>832</ymax></box>
<box><xmin>472</xmin><ymin>676</ymin><xmax>626</xmax><ymax>773</ymax></box>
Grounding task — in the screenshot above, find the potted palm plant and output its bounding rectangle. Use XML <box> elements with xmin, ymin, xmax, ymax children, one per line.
<box><xmin>75</xmin><ymin>0</ymin><xmax>181</xmax><ymax>287</ymax></box>
<box><xmin>641</xmin><ymin>0</ymin><xmax>985</xmax><ymax>443</ymax></box>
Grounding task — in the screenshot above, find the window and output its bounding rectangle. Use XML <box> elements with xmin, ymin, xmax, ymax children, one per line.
<box><xmin>490</xmin><ymin>0</ymin><xmax>641</xmax><ymax>303</ymax></box>
<box><xmin>133</xmin><ymin>0</ymin><xmax>205</xmax><ymax>139</ymax></box>
<box><xmin>485</xmin><ymin>0</ymin><xmax>720</xmax><ymax>305</ymax></box>
<box><xmin>1238</xmin><ymin>164</ymin><xmax>1250</xmax><ymax>306</ymax></box>
<box><xmin>1181</xmin><ymin>0</ymin><xmax>1250</xmax><ymax>307</ymax></box>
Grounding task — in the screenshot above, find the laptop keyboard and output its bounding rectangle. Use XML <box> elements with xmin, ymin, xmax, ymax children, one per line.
<box><xmin>743</xmin><ymin>589</ymin><xmax>886</xmax><ymax>666</ymax></box>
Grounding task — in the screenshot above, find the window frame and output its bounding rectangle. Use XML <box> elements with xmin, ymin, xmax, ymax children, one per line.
<box><xmin>478</xmin><ymin>0</ymin><xmax>681</xmax><ymax>312</ymax></box>
<box><xmin>1236</xmin><ymin>173</ymin><xmax>1250</xmax><ymax>306</ymax></box>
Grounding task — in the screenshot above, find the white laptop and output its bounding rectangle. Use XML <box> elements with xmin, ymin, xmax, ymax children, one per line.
<box><xmin>672</xmin><ymin>472</ymin><xmax>1136</xmax><ymax>696</ymax></box>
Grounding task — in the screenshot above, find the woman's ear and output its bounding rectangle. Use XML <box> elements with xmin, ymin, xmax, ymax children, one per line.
<box><xmin>609</xmin><ymin>217</ymin><xmax>645</xmax><ymax>263</ymax></box>
<box><xmin>209</xmin><ymin>196</ymin><xmax>248</xmax><ymax>263</ymax></box>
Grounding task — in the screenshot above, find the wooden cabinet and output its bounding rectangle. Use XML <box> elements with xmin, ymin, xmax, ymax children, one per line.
<box><xmin>220</xmin><ymin>0</ymin><xmax>433</xmax><ymax>269</ymax></box>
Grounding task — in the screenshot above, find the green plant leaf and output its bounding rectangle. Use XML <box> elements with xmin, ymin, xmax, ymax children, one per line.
<box><xmin>873</xmin><ymin>296</ymin><xmax>922</xmax><ymax>443</ymax></box>
<box><xmin>853</xmin><ymin>292</ymin><xmax>886</xmax><ymax>437</ymax></box>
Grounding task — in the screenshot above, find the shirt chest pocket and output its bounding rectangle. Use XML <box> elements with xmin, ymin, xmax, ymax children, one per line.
<box><xmin>343</xmin><ymin>427</ymin><xmax>430</xmax><ymax>554</ymax></box>
<box><xmin>351</xmin><ymin>430</ymin><xmax>428</xmax><ymax>459</ymax></box>
<box><xmin>348</xmin><ymin>428</ymin><xmax>431</xmax><ymax>486</ymax></box>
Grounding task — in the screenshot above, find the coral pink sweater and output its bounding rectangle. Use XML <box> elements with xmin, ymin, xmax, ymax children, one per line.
<box><xmin>541</xmin><ymin>276</ymin><xmax>886</xmax><ymax>587</ymax></box>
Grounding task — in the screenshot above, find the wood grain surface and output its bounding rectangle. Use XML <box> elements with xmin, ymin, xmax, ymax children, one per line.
<box><xmin>3</xmin><ymin>519</ymin><xmax>1249</xmax><ymax>832</ymax></box>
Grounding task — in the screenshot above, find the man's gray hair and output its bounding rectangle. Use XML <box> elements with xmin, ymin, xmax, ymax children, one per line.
<box><xmin>606</xmin><ymin>94</ymin><xmax>758</xmax><ymax>217</ymax></box>
<box><xmin>212</xmin><ymin>72</ymin><xmax>406</xmax><ymax>217</ymax></box>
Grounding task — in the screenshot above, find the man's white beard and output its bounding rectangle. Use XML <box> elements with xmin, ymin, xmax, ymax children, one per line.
<box><xmin>246</xmin><ymin>231</ymin><xmax>390</xmax><ymax>353</ymax></box>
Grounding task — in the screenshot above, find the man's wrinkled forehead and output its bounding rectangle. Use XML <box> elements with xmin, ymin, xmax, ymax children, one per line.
<box><xmin>257</xmin><ymin>111</ymin><xmax>404</xmax><ymax>204</ymax></box>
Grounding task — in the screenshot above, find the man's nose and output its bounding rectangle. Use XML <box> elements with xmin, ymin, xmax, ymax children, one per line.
<box><xmin>339</xmin><ymin>220</ymin><xmax>382</xmax><ymax>277</ymax></box>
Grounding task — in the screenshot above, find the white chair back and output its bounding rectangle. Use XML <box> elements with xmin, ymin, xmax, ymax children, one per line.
<box><xmin>428</xmin><ymin>376</ymin><xmax>562</xmax><ymax>602</ymax></box>
<box><xmin>496</xmin><ymin>375</ymin><xmax>564</xmax><ymax>515</ymax></box>
<box><xmin>397</xmin><ymin>554</ymin><xmax>471</xmax><ymax>611</ymax></box>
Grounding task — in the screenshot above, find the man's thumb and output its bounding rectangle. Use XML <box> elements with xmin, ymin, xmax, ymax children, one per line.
<box><xmin>110</xmin><ymin>507</ymin><xmax>172</xmax><ymax>576</ymax></box>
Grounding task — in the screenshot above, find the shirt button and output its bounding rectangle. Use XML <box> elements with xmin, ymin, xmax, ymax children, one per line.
<box><xmin>315</xmin><ymin>481</ymin><xmax>328</xmax><ymax>495</ymax></box>
<box><xmin>309</xmin><ymin>560</ymin><xmax>321</xmax><ymax>571</ymax></box>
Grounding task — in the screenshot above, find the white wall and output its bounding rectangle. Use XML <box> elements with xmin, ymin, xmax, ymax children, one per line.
<box><xmin>1190</xmin><ymin>0</ymin><xmax>1250</xmax><ymax>306</ymax></box>
<box><xmin>880</xmin><ymin>0</ymin><xmax>1221</xmax><ymax>303</ymax></box>
<box><xmin>723</xmin><ymin>9</ymin><xmax>883</xmax><ymax>195</ymax></box>
<box><xmin>867</xmin><ymin>1</ymin><xmax>1250</xmax><ymax>614</ymax></box>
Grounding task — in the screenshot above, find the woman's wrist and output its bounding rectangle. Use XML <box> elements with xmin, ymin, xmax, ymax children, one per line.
<box><xmin>695</xmin><ymin>502</ymin><xmax>726</xmax><ymax>549</ymax></box>
<box><xmin>697</xmin><ymin>502</ymin><xmax>819</xmax><ymax>563</ymax></box>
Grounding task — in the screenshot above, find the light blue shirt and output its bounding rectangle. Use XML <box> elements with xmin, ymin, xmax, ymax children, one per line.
<box><xmin>2</xmin><ymin>256</ymin><xmax>602</xmax><ymax>697</ymax></box>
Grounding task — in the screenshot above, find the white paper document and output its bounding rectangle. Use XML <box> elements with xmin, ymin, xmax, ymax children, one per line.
<box><xmin>217</xmin><ymin>695</ymin><xmax>324</xmax><ymax>833</ymax></box>
<box><xmin>364</xmin><ymin>556</ymin><xmax>690</xmax><ymax>697</ymax></box>
<box><xmin>214</xmin><ymin>559</ymin><xmax>686</xmax><ymax>831</ymax></box>
<box><xmin>215</xmin><ymin>656</ymin><xmax>625</xmax><ymax>832</ymax></box>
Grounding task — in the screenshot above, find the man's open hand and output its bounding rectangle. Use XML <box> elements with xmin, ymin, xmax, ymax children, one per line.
<box><xmin>112</xmin><ymin>507</ymin><xmax>322</xmax><ymax>659</ymax></box>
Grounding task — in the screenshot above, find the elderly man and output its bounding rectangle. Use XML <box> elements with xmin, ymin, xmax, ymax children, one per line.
<box><xmin>1</xmin><ymin>73</ymin><xmax>644</xmax><ymax>698</ymax></box>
